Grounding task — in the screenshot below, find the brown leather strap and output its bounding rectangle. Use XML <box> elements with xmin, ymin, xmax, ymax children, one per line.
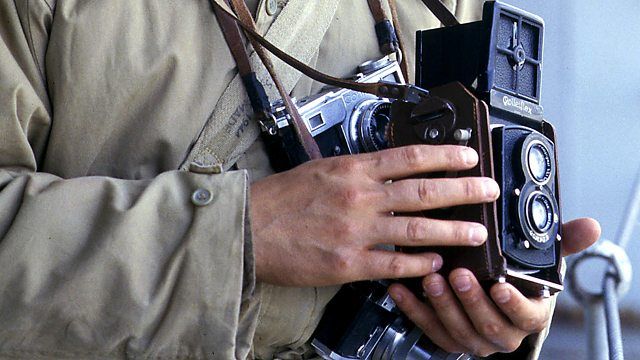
<box><xmin>209</xmin><ymin>0</ymin><xmax>421</xmax><ymax>101</ymax></box>
<box><xmin>420</xmin><ymin>0</ymin><xmax>460</xmax><ymax>26</ymax></box>
<box><xmin>367</xmin><ymin>0</ymin><xmax>399</xmax><ymax>55</ymax></box>
<box><xmin>213</xmin><ymin>0</ymin><xmax>272</xmax><ymax>123</ymax></box>
<box><xmin>227</xmin><ymin>0</ymin><xmax>322</xmax><ymax>160</ymax></box>
<box><xmin>367</xmin><ymin>0</ymin><xmax>387</xmax><ymax>25</ymax></box>
<box><xmin>387</xmin><ymin>0</ymin><xmax>409</xmax><ymax>80</ymax></box>
<box><xmin>212</xmin><ymin>1</ymin><xmax>252</xmax><ymax>77</ymax></box>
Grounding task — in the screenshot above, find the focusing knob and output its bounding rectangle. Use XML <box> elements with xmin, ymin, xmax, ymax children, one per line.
<box><xmin>512</xmin><ymin>44</ymin><xmax>527</xmax><ymax>69</ymax></box>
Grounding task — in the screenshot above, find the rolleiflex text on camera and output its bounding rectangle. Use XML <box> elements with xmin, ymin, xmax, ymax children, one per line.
<box><xmin>257</xmin><ymin>1</ymin><xmax>562</xmax><ymax>359</ymax></box>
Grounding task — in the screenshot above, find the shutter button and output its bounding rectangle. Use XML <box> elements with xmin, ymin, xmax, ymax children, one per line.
<box><xmin>266</xmin><ymin>0</ymin><xmax>278</xmax><ymax>15</ymax></box>
<box><xmin>192</xmin><ymin>188</ymin><xmax>214</xmax><ymax>206</ymax></box>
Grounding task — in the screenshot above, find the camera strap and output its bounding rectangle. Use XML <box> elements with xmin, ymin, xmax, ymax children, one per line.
<box><xmin>420</xmin><ymin>0</ymin><xmax>460</xmax><ymax>27</ymax></box>
<box><xmin>182</xmin><ymin>0</ymin><xmax>340</xmax><ymax>170</ymax></box>
<box><xmin>209</xmin><ymin>0</ymin><xmax>428</xmax><ymax>103</ymax></box>
<box><xmin>368</xmin><ymin>0</ymin><xmax>409</xmax><ymax>80</ymax></box>
<box><xmin>209</xmin><ymin>0</ymin><xmax>415</xmax><ymax>165</ymax></box>
<box><xmin>227</xmin><ymin>0</ymin><xmax>322</xmax><ymax>161</ymax></box>
<box><xmin>212</xmin><ymin>0</ymin><xmax>270</xmax><ymax>119</ymax></box>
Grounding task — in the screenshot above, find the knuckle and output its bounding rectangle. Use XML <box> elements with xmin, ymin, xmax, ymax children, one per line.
<box><xmin>464</xmin><ymin>178</ymin><xmax>480</xmax><ymax>199</ymax></box>
<box><xmin>465</xmin><ymin>293</ymin><xmax>482</xmax><ymax>305</ymax></box>
<box><xmin>453</xmin><ymin>225</ymin><xmax>468</xmax><ymax>244</ymax></box>
<box><xmin>503</xmin><ymin>338</ymin><xmax>524</xmax><ymax>353</ymax></box>
<box><xmin>405</xmin><ymin>218</ymin><xmax>427</xmax><ymax>242</ymax></box>
<box><xmin>332</xmin><ymin>250</ymin><xmax>355</xmax><ymax>275</ymax></box>
<box><xmin>388</xmin><ymin>256</ymin><xmax>407</xmax><ymax>277</ymax></box>
<box><xmin>402</xmin><ymin>146</ymin><xmax>425</xmax><ymax>167</ymax></box>
<box><xmin>523</xmin><ymin>314</ymin><xmax>547</xmax><ymax>333</ymax></box>
<box><xmin>334</xmin><ymin>157</ymin><xmax>360</xmax><ymax>174</ymax></box>
<box><xmin>337</xmin><ymin>186</ymin><xmax>363</xmax><ymax>208</ymax></box>
<box><xmin>418</xmin><ymin>179</ymin><xmax>437</xmax><ymax>203</ymax></box>
<box><xmin>335</xmin><ymin>219</ymin><xmax>359</xmax><ymax>240</ymax></box>
<box><xmin>446</xmin><ymin>146</ymin><xmax>467</xmax><ymax>165</ymax></box>
<box><xmin>480</xmin><ymin>322</ymin><xmax>502</xmax><ymax>338</ymax></box>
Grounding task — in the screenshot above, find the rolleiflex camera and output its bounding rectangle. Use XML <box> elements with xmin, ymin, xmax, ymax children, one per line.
<box><xmin>264</xmin><ymin>1</ymin><xmax>562</xmax><ymax>359</ymax></box>
<box><xmin>413</xmin><ymin>0</ymin><xmax>562</xmax><ymax>297</ymax></box>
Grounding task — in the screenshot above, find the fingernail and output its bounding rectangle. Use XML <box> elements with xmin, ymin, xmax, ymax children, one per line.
<box><xmin>424</xmin><ymin>280</ymin><xmax>444</xmax><ymax>297</ymax></box>
<box><xmin>484</xmin><ymin>179</ymin><xmax>500</xmax><ymax>199</ymax></box>
<box><xmin>469</xmin><ymin>225</ymin><xmax>488</xmax><ymax>245</ymax></box>
<box><xmin>432</xmin><ymin>256</ymin><xmax>443</xmax><ymax>272</ymax></box>
<box><xmin>453</xmin><ymin>275</ymin><xmax>472</xmax><ymax>292</ymax></box>
<box><xmin>463</xmin><ymin>148</ymin><xmax>478</xmax><ymax>166</ymax></box>
<box><xmin>494</xmin><ymin>288</ymin><xmax>511</xmax><ymax>304</ymax></box>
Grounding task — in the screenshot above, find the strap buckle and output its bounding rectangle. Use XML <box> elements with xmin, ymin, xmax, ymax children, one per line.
<box><xmin>258</xmin><ymin>111</ymin><xmax>279</xmax><ymax>135</ymax></box>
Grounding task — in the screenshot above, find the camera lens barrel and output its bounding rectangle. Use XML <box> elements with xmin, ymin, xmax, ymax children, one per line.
<box><xmin>372</xmin><ymin>321</ymin><xmax>471</xmax><ymax>360</ymax></box>
<box><xmin>524</xmin><ymin>140</ymin><xmax>552</xmax><ymax>185</ymax></box>
<box><xmin>350</xmin><ymin>100</ymin><xmax>393</xmax><ymax>153</ymax></box>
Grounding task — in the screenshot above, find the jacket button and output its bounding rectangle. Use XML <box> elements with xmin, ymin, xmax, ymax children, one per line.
<box><xmin>191</xmin><ymin>188</ymin><xmax>214</xmax><ymax>206</ymax></box>
<box><xmin>266</xmin><ymin>0</ymin><xmax>278</xmax><ymax>15</ymax></box>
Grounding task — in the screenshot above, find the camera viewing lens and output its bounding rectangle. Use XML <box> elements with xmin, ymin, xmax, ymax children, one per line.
<box><xmin>528</xmin><ymin>193</ymin><xmax>553</xmax><ymax>233</ymax></box>
<box><xmin>527</xmin><ymin>142</ymin><xmax>551</xmax><ymax>183</ymax></box>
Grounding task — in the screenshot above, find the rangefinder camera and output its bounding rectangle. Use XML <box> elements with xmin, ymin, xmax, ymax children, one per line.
<box><xmin>266</xmin><ymin>56</ymin><xmax>405</xmax><ymax>170</ymax></box>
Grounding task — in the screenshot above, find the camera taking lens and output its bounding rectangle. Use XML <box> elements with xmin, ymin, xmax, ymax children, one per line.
<box><xmin>527</xmin><ymin>192</ymin><xmax>554</xmax><ymax>233</ymax></box>
<box><xmin>353</xmin><ymin>101</ymin><xmax>392</xmax><ymax>152</ymax></box>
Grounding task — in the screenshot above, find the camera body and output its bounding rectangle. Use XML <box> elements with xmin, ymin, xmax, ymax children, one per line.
<box><xmin>414</xmin><ymin>0</ymin><xmax>562</xmax><ymax>296</ymax></box>
<box><xmin>311</xmin><ymin>281</ymin><xmax>471</xmax><ymax>360</ymax></box>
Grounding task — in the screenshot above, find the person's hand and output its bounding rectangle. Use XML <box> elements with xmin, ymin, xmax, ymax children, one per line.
<box><xmin>250</xmin><ymin>145</ymin><xmax>500</xmax><ymax>286</ymax></box>
<box><xmin>388</xmin><ymin>217</ymin><xmax>601</xmax><ymax>357</ymax></box>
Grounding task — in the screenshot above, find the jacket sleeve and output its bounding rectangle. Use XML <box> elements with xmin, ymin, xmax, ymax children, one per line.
<box><xmin>0</xmin><ymin>2</ymin><xmax>258</xmax><ymax>359</ymax></box>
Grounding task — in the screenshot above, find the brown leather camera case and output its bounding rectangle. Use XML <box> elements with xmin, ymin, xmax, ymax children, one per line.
<box><xmin>388</xmin><ymin>82</ymin><xmax>562</xmax><ymax>297</ymax></box>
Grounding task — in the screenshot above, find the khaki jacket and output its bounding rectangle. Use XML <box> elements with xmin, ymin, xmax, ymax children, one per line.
<box><xmin>0</xmin><ymin>0</ymin><xmax>550</xmax><ymax>359</ymax></box>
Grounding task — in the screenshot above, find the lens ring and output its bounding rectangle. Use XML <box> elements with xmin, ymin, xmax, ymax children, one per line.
<box><xmin>523</xmin><ymin>138</ymin><xmax>553</xmax><ymax>185</ymax></box>
<box><xmin>518</xmin><ymin>185</ymin><xmax>559</xmax><ymax>250</ymax></box>
<box><xmin>356</xmin><ymin>101</ymin><xmax>392</xmax><ymax>152</ymax></box>
<box><xmin>526</xmin><ymin>192</ymin><xmax>553</xmax><ymax>233</ymax></box>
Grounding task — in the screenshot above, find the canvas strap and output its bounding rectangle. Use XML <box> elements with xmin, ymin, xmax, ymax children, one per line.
<box><xmin>181</xmin><ymin>0</ymin><xmax>340</xmax><ymax>170</ymax></box>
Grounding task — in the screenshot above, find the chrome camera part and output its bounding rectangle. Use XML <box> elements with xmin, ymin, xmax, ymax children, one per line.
<box><xmin>311</xmin><ymin>282</ymin><xmax>472</xmax><ymax>360</ymax></box>
<box><xmin>525</xmin><ymin>140</ymin><xmax>552</xmax><ymax>184</ymax></box>
<box><xmin>268</xmin><ymin>57</ymin><xmax>404</xmax><ymax>166</ymax></box>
